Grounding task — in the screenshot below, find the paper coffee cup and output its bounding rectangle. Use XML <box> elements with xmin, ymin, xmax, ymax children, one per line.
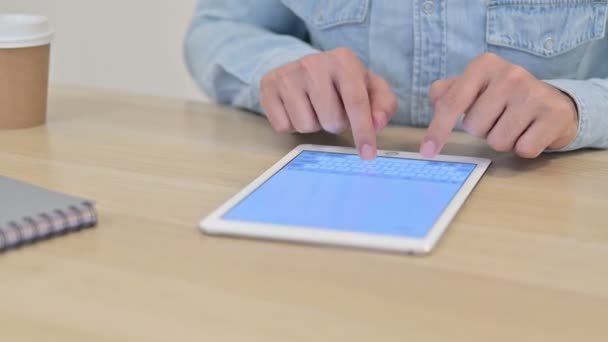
<box><xmin>0</xmin><ymin>14</ymin><xmax>53</xmax><ymax>129</ymax></box>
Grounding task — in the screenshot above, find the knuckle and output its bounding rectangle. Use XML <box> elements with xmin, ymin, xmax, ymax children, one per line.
<box><xmin>387</xmin><ymin>94</ymin><xmax>399</xmax><ymax>114</ymax></box>
<box><xmin>434</xmin><ymin>92</ymin><xmax>458</xmax><ymax>114</ymax></box>
<box><xmin>515</xmin><ymin>141</ymin><xmax>542</xmax><ymax>158</ymax></box>
<box><xmin>275</xmin><ymin>66</ymin><xmax>294</xmax><ymax>83</ymax></box>
<box><xmin>480</xmin><ymin>52</ymin><xmax>499</xmax><ymax>62</ymax></box>
<box><xmin>487</xmin><ymin>134</ymin><xmax>512</xmax><ymax>152</ymax></box>
<box><xmin>505</xmin><ymin>65</ymin><xmax>530</xmax><ymax>84</ymax></box>
<box><xmin>272</xmin><ymin>120</ymin><xmax>292</xmax><ymax>133</ymax></box>
<box><xmin>462</xmin><ymin>117</ymin><xmax>481</xmax><ymax>137</ymax></box>
<box><xmin>260</xmin><ymin>72</ymin><xmax>277</xmax><ymax>90</ymax></box>
<box><xmin>266</xmin><ymin>110</ymin><xmax>291</xmax><ymax>133</ymax></box>
<box><xmin>345</xmin><ymin>92</ymin><xmax>369</xmax><ymax>108</ymax></box>
<box><xmin>473</xmin><ymin>53</ymin><xmax>500</xmax><ymax>69</ymax></box>
<box><xmin>322</xmin><ymin>118</ymin><xmax>348</xmax><ymax>135</ymax></box>
<box><xmin>331</xmin><ymin>47</ymin><xmax>357</xmax><ymax>61</ymax></box>
<box><xmin>429</xmin><ymin>81</ymin><xmax>445</xmax><ymax>102</ymax></box>
<box><xmin>298</xmin><ymin>54</ymin><xmax>322</xmax><ymax>75</ymax></box>
<box><xmin>330</xmin><ymin>48</ymin><xmax>363</xmax><ymax>72</ymax></box>
<box><xmin>294</xmin><ymin>120</ymin><xmax>320</xmax><ymax>134</ymax></box>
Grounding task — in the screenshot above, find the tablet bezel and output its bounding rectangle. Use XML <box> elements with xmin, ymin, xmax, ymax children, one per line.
<box><xmin>200</xmin><ymin>144</ymin><xmax>491</xmax><ymax>254</ymax></box>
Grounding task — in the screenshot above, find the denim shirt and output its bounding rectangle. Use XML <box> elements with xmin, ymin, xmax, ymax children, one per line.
<box><xmin>185</xmin><ymin>0</ymin><xmax>608</xmax><ymax>151</ymax></box>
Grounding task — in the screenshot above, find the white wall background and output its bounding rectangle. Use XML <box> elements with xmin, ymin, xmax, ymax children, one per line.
<box><xmin>0</xmin><ymin>0</ymin><xmax>204</xmax><ymax>100</ymax></box>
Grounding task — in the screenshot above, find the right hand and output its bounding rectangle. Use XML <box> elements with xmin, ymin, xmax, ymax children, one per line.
<box><xmin>260</xmin><ymin>48</ymin><xmax>398</xmax><ymax>160</ymax></box>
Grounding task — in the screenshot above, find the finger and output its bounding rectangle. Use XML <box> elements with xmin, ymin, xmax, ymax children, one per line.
<box><xmin>305</xmin><ymin>67</ymin><xmax>348</xmax><ymax>135</ymax></box>
<box><xmin>462</xmin><ymin>83</ymin><xmax>508</xmax><ymax>138</ymax></box>
<box><xmin>285</xmin><ymin>91</ymin><xmax>320</xmax><ymax>134</ymax></box>
<box><xmin>279</xmin><ymin>80</ymin><xmax>320</xmax><ymax>133</ymax></box>
<box><xmin>486</xmin><ymin>105</ymin><xmax>534</xmax><ymax>152</ymax></box>
<box><xmin>333</xmin><ymin>59</ymin><xmax>376</xmax><ymax>160</ymax></box>
<box><xmin>429</xmin><ymin>78</ymin><xmax>456</xmax><ymax>104</ymax></box>
<box><xmin>368</xmin><ymin>72</ymin><xmax>398</xmax><ymax>132</ymax></box>
<box><xmin>514</xmin><ymin>118</ymin><xmax>560</xmax><ymax>158</ymax></box>
<box><xmin>421</xmin><ymin>64</ymin><xmax>493</xmax><ymax>158</ymax></box>
<box><xmin>260</xmin><ymin>82</ymin><xmax>294</xmax><ymax>133</ymax></box>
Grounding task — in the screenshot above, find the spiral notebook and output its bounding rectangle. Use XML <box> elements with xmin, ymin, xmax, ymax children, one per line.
<box><xmin>0</xmin><ymin>176</ymin><xmax>97</xmax><ymax>252</ymax></box>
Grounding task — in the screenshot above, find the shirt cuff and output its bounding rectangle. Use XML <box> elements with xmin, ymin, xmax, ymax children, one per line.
<box><xmin>544</xmin><ymin>78</ymin><xmax>608</xmax><ymax>152</ymax></box>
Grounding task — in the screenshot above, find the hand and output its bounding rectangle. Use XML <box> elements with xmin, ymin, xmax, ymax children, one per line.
<box><xmin>421</xmin><ymin>53</ymin><xmax>579</xmax><ymax>159</ymax></box>
<box><xmin>260</xmin><ymin>48</ymin><xmax>398</xmax><ymax>160</ymax></box>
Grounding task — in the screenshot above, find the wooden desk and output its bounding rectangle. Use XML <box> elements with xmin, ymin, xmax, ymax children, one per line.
<box><xmin>0</xmin><ymin>87</ymin><xmax>607</xmax><ymax>341</ymax></box>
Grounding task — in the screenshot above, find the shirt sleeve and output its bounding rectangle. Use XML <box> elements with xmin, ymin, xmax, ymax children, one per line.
<box><xmin>184</xmin><ymin>0</ymin><xmax>320</xmax><ymax>113</ymax></box>
<box><xmin>544</xmin><ymin>78</ymin><xmax>608</xmax><ymax>151</ymax></box>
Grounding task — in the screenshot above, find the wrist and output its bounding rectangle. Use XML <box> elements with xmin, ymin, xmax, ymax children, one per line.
<box><xmin>550</xmin><ymin>88</ymin><xmax>580</xmax><ymax>149</ymax></box>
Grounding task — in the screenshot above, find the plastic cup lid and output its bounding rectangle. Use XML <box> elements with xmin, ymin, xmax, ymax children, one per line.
<box><xmin>0</xmin><ymin>14</ymin><xmax>53</xmax><ymax>49</ymax></box>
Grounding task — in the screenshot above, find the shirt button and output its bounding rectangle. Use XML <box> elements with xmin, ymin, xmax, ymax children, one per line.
<box><xmin>422</xmin><ymin>1</ymin><xmax>435</xmax><ymax>14</ymax></box>
<box><xmin>543</xmin><ymin>37</ymin><xmax>555</xmax><ymax>51</ymax></box>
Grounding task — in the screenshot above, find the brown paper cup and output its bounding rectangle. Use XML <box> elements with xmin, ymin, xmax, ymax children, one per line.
<box><xmin>0</xmin><ymin>14</ymin><xmax>53</xmax><ymax>129</ymax></box>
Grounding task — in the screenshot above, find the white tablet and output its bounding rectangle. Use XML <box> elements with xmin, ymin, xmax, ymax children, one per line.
<box><xmin>200</xmin><ymin>144</ymin><xmax>491</xmax><ymax>254</ymax></box>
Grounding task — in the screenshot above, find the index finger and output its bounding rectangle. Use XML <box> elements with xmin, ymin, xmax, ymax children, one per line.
<box><xmin>334</xmin><ymin>62</ymin><xmax>376</xmax><ymax>160</ymax></box>
<box><xmin>421</xmin><ymin>66</ymin><xmax>491</xmax><ymax>158</ymax></box>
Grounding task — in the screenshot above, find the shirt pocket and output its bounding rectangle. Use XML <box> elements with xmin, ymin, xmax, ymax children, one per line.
<box><xmin>487</xmin><ymin>0</ymin><xmax>608</xmax><ymax>58</ymax></box>
<box><xmin>486</xmin><ymin>0</ymin><xmax>608</xmax><ymax>78</ymax></box>
<box><xmin>280</xmin><ymin>0</ymin><xmax>371</xmax><ymax>63</ymax></box>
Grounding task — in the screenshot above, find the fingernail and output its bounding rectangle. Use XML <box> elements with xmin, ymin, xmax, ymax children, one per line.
<box><xmin>360</xmin><ymin>144</ymin><xmax>376</xmax><ymax>160</ymax></box>
<box><xmin>420</xmin><ymin>140</ymin><xmax>437</xmax><ymax>158</ymax></box>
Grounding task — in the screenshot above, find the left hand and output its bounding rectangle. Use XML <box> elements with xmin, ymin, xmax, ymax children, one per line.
<box><xmin>421</xmin><ymin>53</ymin><xmax>579</xmax><ymax>159</ymax></box>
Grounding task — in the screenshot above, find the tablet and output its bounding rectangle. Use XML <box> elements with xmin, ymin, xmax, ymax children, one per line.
<box><xmin>200</xmin><ymin>145</ymin><xmax>491</xmax><ymax>254</ymax></box>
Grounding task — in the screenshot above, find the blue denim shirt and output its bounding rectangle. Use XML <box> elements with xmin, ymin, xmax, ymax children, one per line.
<box><xmin>185</xmin><ymin>0</ymin><xmax>608</xmax><ymax>151</ymax></box>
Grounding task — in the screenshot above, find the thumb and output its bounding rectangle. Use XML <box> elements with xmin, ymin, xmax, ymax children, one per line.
<box><xmin>368</xmin><ymin>72</ymin><xmax>398</xmax><ymax>132</ymax></box>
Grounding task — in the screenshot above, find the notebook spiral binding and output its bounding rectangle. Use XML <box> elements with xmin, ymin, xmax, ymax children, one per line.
<box><xmin>0</xmin><ymin>202</ymin><xmax>97</xmax><ymax>252</ymax></box>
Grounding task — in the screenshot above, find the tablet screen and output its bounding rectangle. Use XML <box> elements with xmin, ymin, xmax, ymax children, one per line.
<box><xmin>223</xmin><ymin>151</ymin><xmax>476</xmax><ymax>238</ymax></box>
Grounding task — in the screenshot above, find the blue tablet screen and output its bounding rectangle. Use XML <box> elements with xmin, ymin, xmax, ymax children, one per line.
<box><xmin>223</xmin><ymin>151</ymin><xmax>476</xmax><ymax>238</ymax></box>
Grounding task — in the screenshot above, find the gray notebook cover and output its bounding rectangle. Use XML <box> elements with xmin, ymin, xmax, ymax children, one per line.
<box><xmin>0</xmin><ymin>176</ymin><xmax>97</xmax><ymax>251</ymax></box>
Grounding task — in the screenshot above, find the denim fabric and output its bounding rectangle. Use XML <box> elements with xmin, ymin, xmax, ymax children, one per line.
<box><xmin>185</xmin><ymin>0</ymin><xmax>608</xmax><ymax>150</ymax></box>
